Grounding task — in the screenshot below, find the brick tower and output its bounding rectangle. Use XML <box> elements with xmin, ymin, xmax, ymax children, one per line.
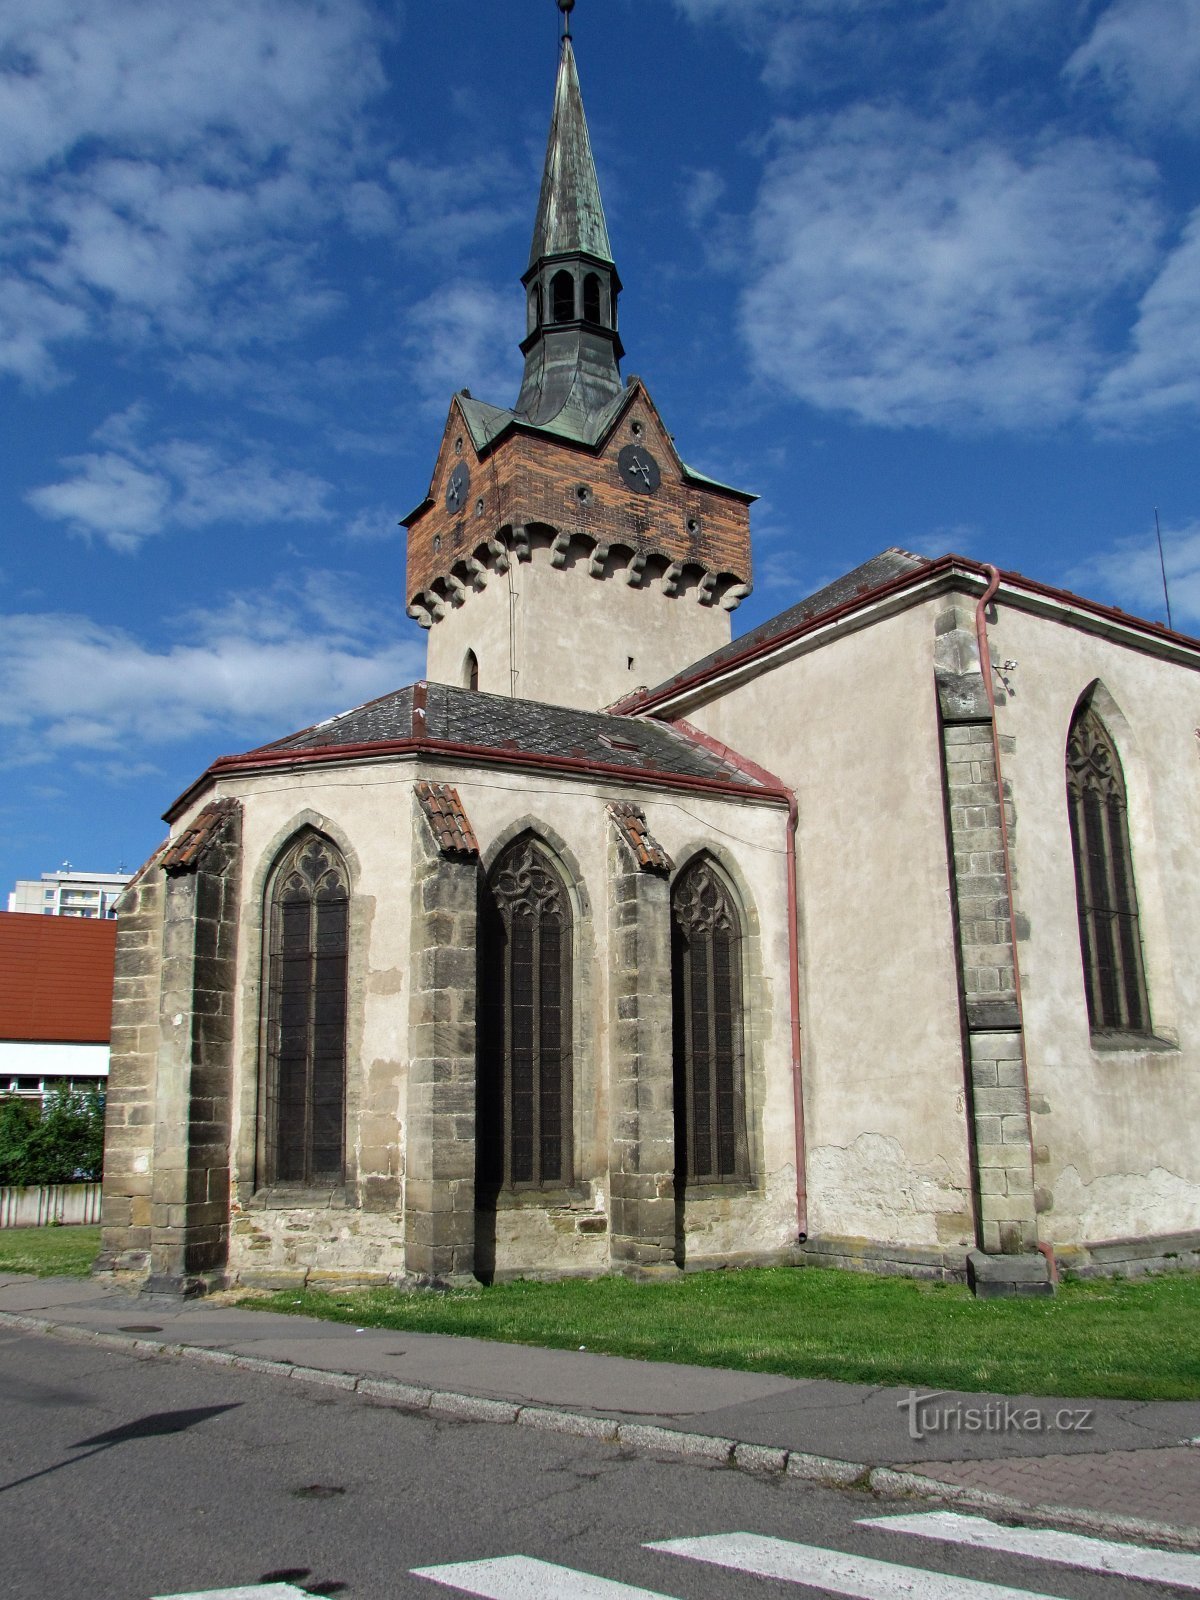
<box><xmin>403</xmin><ymin>24</ymin><xmax>754</xmax><ymax>711</ymax></box>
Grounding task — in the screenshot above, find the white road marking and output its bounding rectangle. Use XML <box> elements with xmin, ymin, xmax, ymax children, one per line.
<box><xmin>647</xmin><ymin>1532</ymin><xmax>1062</xmax><ymax>1599</ymax></box>
<box><xmin>862</xmin><ymin>1511</ymin><xmax>1200</xmax><ymax>1591</ymax></box>
<box><xmin>152</xmin><ymin>1587</ymin><xmax>314</xmax><ymax>1600</ymax></box>
<box><xmin>411</xmin><ymin>1555</ymin><xmax>677</xmax><ymax>1598</ymax></box>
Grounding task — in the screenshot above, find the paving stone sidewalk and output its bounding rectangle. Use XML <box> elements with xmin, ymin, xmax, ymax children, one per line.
<box><xmin>2</xmin><ymin>1272</ymin><xmax>1198</xmax><ymax>1548</ymax></box>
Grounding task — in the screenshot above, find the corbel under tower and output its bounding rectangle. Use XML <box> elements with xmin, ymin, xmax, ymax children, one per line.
<box><xmin>402</xmin><ymin>29</ymin><xmax>754</xmax><ymax>712</ymax></box>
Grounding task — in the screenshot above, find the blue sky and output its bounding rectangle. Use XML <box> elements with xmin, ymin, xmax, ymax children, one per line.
<box><xmin>3</xmin><ymin>0</ymin><xmax>1200</xmax><ymax>892</ymax></box>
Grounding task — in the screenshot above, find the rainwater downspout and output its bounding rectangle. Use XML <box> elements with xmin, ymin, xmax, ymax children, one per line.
<box><xmin>785</xmin><ymin>790</ymin><xmax>808</xmax><ymax>1240</ymax></box>
<box><xmin>973</xmin><ymin>567</ymin><xmax>1038</xmax><ymax>1167</ymax></box>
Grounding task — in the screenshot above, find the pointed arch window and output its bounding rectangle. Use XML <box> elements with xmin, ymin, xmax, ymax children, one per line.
<box><xmin>264</xmin><ymin>833</ymin><xmax>349</xmax><ymax>1185</ymax></box>
<box><xmin>672</xmin><ymin>857</ymin><xmax>749</xmax><ymax>1184</ymax></box>
<box><xmin>478</xmin><ymin>837</ymin><xmax>573</xmax><ymax>1191</ymax></box>
<box><xmin>582</xmin><ymin>272</ymin><xmax>602</xmax><ymax>324</ymax></box>
<box><xmin>551</xmin><ymin>270</ymin><xmax>575</xmax><ymax>324</ymax></box>
<box><xmin>1066</xmin><ymin>702</ymin><xmax>1149</xmax><ymax>1034</ymax></box>
<box><xmin>463</xmin><ymin>649</ymin><xmax>479</xmax><ymax>691</ymax></box>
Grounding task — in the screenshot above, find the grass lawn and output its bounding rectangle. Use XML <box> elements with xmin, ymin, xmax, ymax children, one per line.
<box><xmin>250</xmin><ymin>1266</ymin><xmax>1200</xmax><ymax>1402</ymax></box>
<box><xmin>0</xmin><ymin>1224</ymin><xmax>100</xmax><ymax>1278</ymax></box>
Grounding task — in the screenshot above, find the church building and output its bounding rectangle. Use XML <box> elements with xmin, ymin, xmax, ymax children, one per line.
<box><xmin>97</xmin><ymin>20</ymin><xmax>1200</xmax><ymax>1297</ymax></box>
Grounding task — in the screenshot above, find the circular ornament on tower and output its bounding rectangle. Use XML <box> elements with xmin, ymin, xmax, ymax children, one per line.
<box><xmin>617</xmin><ymin>443</ymin><xmax>661</xmax><ymax>495</ymax></box>
<box><xmin>445</xmin><ymin>460</ymin><xmax>470</xmax><ymax>514</ymax></box>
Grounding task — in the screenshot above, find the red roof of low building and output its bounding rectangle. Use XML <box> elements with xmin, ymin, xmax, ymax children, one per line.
<box><xmin>0</xmin><ymin>911</ymin><xmax>117</xmax><ymax>1044</ymax></box>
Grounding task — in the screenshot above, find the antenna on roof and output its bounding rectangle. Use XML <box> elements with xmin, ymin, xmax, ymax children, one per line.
<box><xmin>1154</xmin><ymin>506</ymin><xmax>1174</xmax><ymax>632</ymax></box>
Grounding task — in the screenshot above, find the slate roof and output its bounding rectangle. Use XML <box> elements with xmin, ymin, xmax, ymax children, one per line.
<box><xmin>641</xmin><ymin>547</ymin><xmax>932</xmax><ymax>697</ymax></box>
<box><xmin>246</xmin><ymin>681</ymin><xmax>774</xmax><ymax>792</ymax></box>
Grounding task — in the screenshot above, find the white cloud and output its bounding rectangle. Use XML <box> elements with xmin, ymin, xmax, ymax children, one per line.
<box><xmin>0</xmin><ymin>571</ymin><xmax>425</xmax><ymax>757</ymax></box>
<box><xmin>342</xmin><ymin>505</ymin><xmax>400</xmax><ymax>543</ymax></box>
<box><xmin>1065</xmin><ymin>519</ymin><xmax>1200</xmax><ymax>630</ymax></box>
<box><xmin>404</xmin><ymin>280</ymin><xmax>524</xmax><ymax>413</ymax></box>
<box><xmin>27</xmin><ymin>412</ymin><xmax>335</xmax><ymax>551</ymax></box>
<box><xmin>671</xmin><ymin>0</ymin><xmax>1074</xmax><ymax>91</ymax></box>
<box><xmin>26</xmin><ymin>454</ymin><xmax>171</xmax><ymax>550</ymax></box>
<box><xmin>737</xmin><ymin>107</ymin><xmax>1162</xmax><ymax>430</ymax></box>
<box><xmin>1067</xmin><ymin>0</ymin><xmax>1200</xmax><ymax>131</ymax></box>
<box><xmin>1091</xmin><ymin>208</ymin><xmax>1200</xmax><ymax>424</ymax></box>
<box><xmin>0</xmin><ymin>0</ymin><xmax>388</xmax><ymax>384</ymax></box>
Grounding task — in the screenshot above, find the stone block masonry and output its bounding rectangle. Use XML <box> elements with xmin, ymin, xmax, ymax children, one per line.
<box><xmin>405</xmin><ymin>785</ymin><xmax>480</xmax><ymax>1282</ymax></box>
<box><xmin>936</xmin><ymin>611</ymin><xmax>1039</xmax><ymax>1261</ymax></box>
<box><xmin>96</xmin><ymin>848</ymin><xmax>168</xmax><ymax>1274</ymax></box>
<box><xmin>606</xmin><ymin>803</ymin><xmax>676</xmax><ymax>1272</ymax></box>
<box><xmin>96</xmin><ymin>800</ymin><xmax>243</xmax><ymax>1291</ymax></box>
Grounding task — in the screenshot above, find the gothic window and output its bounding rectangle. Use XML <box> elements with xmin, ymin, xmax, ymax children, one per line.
<box><xmin>582</xmin><ymin>272</ymin><xmax>602</xmax><ymax>324</ymax></box>
<box><xmin>478</xmin><ymin>837</ymin><xmax>572</xmax><ymax>1191</ymax></box>
<box><xmin>264</xmin><ymin>833</ymin><xmax>350</xmax><ymax>1184</ymax></box>
<box><xmin>463</xmin><ymin>649</ymin><xmax>479</xmax><ymax>691</ymax></box>
<box><xmin>1066</xmin><ymin>701</ymin><xmax>1150</xmax><ymax>1034</ymax></box>
<box><xmin>672</xmin><ymin>857</ymin><xmax>749</xmax><ymax>1184</ymax></box>
<box><xmin>551</xmin><ymin>269</ymin><xmax>575</xmax><ymax>323</ymax></box>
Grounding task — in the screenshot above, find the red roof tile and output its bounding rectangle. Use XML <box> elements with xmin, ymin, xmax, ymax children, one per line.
<box><xmin>0</xmin><ymin>912</ymin><xmax>116</xmax><ymax>1044</ymax></box>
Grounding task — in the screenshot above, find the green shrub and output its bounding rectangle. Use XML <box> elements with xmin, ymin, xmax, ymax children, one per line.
<box><xmin>0</xmin><ymin>1088</ymin><xmax>105</xmax><ymax>1187</ymax></box>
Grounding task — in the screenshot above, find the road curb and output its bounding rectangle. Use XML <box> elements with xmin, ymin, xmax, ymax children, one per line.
<box><xmin>5</xmin><ymin>1307</ymin><xmax>1199</xmax><ymax>1549</ymax></box>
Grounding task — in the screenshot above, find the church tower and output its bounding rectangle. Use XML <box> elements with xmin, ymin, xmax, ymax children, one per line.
<box><xmin>403</xmin><ymin>15</ymin><xmax>754</xmax><ymax>711</ymax></box>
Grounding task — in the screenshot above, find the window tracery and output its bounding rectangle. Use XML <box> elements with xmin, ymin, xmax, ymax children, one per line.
<box><xmin>671</xmin><ymin>857</ymin><xmax>748</xmax><ymax>1185</ymax></box>
<box><xmin>1066</xmin><ymin>703</ymin><xmax>1149</xmax><ymax>1034</ymax></box>
<box><xmin>264</xmin><ymin>833</ymin><xmax>350</xmax><ymax>1185</ymax></box>
<box><xmin>478</xmin><ymin>837</ymin><xmax>573</xmax><ymax>1191</ymax></box>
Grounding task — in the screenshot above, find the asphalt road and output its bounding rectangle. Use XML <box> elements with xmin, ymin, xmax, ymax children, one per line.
<box><xmin>0</xmin><ymin>1330</ymin><xmax>1188</xmax><ymax>1600</ymax></box>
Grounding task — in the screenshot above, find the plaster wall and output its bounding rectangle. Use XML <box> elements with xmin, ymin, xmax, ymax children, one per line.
<box><xmin>437</xmin><ymin>766</ymin><xmax>796</xmax><ymax>1274</ymax></box>
<box><xmin>425</xmin><ymin>545</ymin><xmax>731</xmax><ymax>711</ymax></box>
<box><xmin>681</xmin><ymin>602</ymin><xmax>976</xmax><ymax>1250</ymax></box>
<box><xmin>980</xmin><ymin>604</ymin><xmax>1200</xmax><ymax>1245</ymax></box>
<box><xmin>166</xmin><ymin>757</ymin><xmax>795</xmax><ymax>1282</ymax></box>
<box><xmin>188</xmin><ymin>765</ymin><xmax>416</xmax><ymax>1284</ymax></box>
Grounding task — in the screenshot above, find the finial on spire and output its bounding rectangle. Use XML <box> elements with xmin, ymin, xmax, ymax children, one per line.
<box><xmin>558</xmin><ymin>0</ymin><xmax>575</xmax><ymax>39</ymax></box>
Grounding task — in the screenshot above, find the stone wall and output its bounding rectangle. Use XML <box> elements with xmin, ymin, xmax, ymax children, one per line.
<box><xmin>147</xmin><ymin>800</ymin><xmax>242</xmax><ymax>1290</ymax></box>
<box><xmin>606</xmin><ymin>803</ymin><xmax>675</xmax><ymax>1272</ymax></box>
<box><xmin>936</xmin><ymin>606</ymin><xmax>1038</xmax><ymax>1256</ymax></box>
<box><xmin>404</xmin><ymin>785</ymin><xmax>479</xmax><ymax>1282</ymax></box>
<box><xmin>96</xmin><ymin>854</ymin><xmax>166</xmax><ymax>1273</ymax></box>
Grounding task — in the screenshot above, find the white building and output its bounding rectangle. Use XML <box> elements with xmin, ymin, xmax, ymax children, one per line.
<box><xmin>8</xmin><ymin>869</ymin><xmax>131</xmax><ymax>920</ymax></box>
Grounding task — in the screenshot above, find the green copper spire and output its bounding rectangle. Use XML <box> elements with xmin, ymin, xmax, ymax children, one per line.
<box><xmin>515</xmin><ymin>31</ymin><xmax>624</xmax><ymax>434</ymax></box>
<box><xmin>527</xmin><ymin>35</ymin><xmax>613</xmax><ymax>270</ymax></box>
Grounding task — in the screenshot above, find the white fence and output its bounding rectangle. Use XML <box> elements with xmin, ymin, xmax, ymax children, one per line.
<box><xmin>0</xmin><ymin>1183</ymin><xmax>102</xmax><ymax>1228</ymax></box>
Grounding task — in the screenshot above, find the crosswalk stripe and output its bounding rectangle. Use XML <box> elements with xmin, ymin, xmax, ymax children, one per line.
<box><xmin>861</xmin><ymin>1511</ymin><xmax>1200</xmax><ymax>1591</ymax></box>
<box><xmin>152</xmin><ymin>1587</ymin><xmax>315</xmax><ymax>1599</ymax></box>
<box><xmin>411</xmin><ymin>1555</ymin><xmax>677</xmax><ymax>1599</ymax></box>
<box><xmin>647</xmin><ymin>1532</ymin><xmax>1062</xmax><ymax>1600</ymax></box>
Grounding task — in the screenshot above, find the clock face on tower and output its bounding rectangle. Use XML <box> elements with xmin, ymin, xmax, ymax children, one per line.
<box><xmin>445</xmin><ymin>460</ymin><xmax>471</xmax><ymax>514</ymax></box>
<box><xmin>617</xmin><ymin>443</ymin><xmax>661</xmax><ymax>495</ymax></box>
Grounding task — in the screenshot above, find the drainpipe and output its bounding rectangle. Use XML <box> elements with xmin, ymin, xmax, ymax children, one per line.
<box><xmin>973</xmin><ymin>567</ymin><xmax>1037</xmax><ymax>1164</ymax></box>
<box><xmin>785</xmin><ymin>791</ymin><xmax>808</xmax><ymax>1240</ymax></box>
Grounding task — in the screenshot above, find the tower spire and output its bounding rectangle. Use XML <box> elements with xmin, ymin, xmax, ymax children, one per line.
<box><xmin>515</xmin><ymin>24</ymin><xmax>624</xmax><ymax>435</ymax></box>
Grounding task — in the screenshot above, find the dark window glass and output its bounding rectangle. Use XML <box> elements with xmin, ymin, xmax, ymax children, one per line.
<box><xmin>1066</xmin><ymin>703</ymin><xmax>1150</xmax><ymax>1034</ymax></box>
<box><xmin>478</xmin><ymin>838</ymin><xmax>572</xmax><ymax>1191</ymax></box>
<box><xmin>551</xmin><ymin>270</ymin><xmax>575</xmax><ymax>324</ymax></box>
<box><xmin>672</xmin><ymin>858</ymin><xmax>749</xmax><ymax>1184</ymax></box>
<box><xmin>265</xmin><ymin>834</ymin><xmax>349</xmax><ymax>1184</ymax></box>
<box><xmin>464</xmin><ymin>649</ymin><xmax>479</xmax><ymax>691</ymax></box>
<box><xmin>582</xmin><ymin>272</ymin><xmax>602</xmax><ymax>324</ymax></box>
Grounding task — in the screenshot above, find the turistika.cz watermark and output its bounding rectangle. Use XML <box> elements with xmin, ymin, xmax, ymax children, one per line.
<box><xmin>899</xmin><ymin>1389</ymin><xmax>1094</xmax><ymax>1442</ymax></box>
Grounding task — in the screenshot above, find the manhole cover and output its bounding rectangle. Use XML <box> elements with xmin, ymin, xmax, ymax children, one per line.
<box><xmin>291</xmin><ymin>1484</ymin><xmax>346</xmax><ymax>1500</ymax></box>
<box><xmin>118</xmin><ymin>1325</ymin><xmax>164</xmax><ymax>1333</ymax></box>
